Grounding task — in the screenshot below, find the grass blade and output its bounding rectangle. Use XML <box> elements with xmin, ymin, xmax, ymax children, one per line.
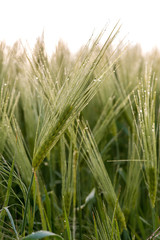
<box><xmin>3</xmin><ymin>207</ymin><xmax>19</xmax><ymax>239</ymax></box>
<box><xmin>22</xmin><ymin>230</ymin><xmax>64</xmax><ymax>239</ymax></box>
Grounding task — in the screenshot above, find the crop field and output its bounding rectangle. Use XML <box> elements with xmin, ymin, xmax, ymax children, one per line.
<box><xmin>1</xmin><ymin>23</ymin><xmax>160</xmax><ymax>239</ymax></box>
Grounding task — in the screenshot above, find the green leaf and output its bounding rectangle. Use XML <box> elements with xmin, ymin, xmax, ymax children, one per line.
<box><xmin>22</xmin><ymin>230</ymin><xmax>64</xmax><ymax>239</ymax></box>
<box><xmin>3</xmin><ymin>207</ymin><xmax>19</xmax><ymax>239</ymax></box>
<box><xmin>121</xmin><ymin>229</ymin><xmax>131</xmax><ymax>240</ymax></box>
<box><xmin>77</xmin><ymin>188</ymin><xmax>96</xmax><ymax>210</ymax></box>
<box><xmin>85</xmin><ymin>188</ymin><xmax>95</xmax><ymax>205</ymax></box>
<box><xmin>0</xmin><ymin>158</ymin><xmax>15</xmax><ymax>228</ymax></box>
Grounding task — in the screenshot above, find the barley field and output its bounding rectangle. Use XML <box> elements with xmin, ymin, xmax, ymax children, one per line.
<box><xmin>1</xmin><ymin>23</ymin><xmax>160</xmax><ymax>240</ymax></box>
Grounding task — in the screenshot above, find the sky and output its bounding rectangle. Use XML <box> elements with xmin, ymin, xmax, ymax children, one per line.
<box><xmin>0</xmin><ymin>0</ymin><xmax>160</xmax><ymax>54</ymax></box>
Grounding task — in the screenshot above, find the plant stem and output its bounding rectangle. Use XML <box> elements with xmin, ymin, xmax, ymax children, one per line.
<box><xmin>73</xmin><ymin>150</ymin><xmax>77</xmax><ymax>240</ymax></box>
<box><xmin>21</xmin><ymin>170</ymin><xmax>34</xmax><ymax>235</ymax></box>
<box><xmin>152</xmin><ymin>206</ymin><xmax>156</xmax><ymax>232</ymax></box>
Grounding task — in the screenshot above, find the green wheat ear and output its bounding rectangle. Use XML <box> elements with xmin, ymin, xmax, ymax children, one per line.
<box><xmin>32</xmin><ymin>105</ymin><xmax>73</xmax><ymax>170</ymax></box>
<box><xmin>78</xmin><ymin>120</ymin><xmax>126</xmax><ymax>230</ymax></box>
<box><xmin>131</xmin><ymin>69</ymin><xmax>158</xmax><ymax>208</ymax></box>
<box><xmin>147</xmin><ymin>166</ymin><xmax>157</xmax><ymax>207</ymax></box>
<box><xmin>31</xmin><ymin>22</ymin><xmax>122</xmax><ymax>171</ymax></box>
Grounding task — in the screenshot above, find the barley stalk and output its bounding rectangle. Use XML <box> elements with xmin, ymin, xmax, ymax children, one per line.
<box><xmin>32</xmin><ymin>105</ymin><xmax>73</xmax><ymax>170</ymax></box>
<box><xmin>32</xmin><ymin>23</ymin><xmax>122</xmax><ymax>171</ymax></box>
<box><xmin>132</xmin><ymin>69</ymin><xmax>158</xmax><ymax>207</ymax></box>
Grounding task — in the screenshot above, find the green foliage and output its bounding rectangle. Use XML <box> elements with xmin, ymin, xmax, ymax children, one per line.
<box><xmin>22</xmin><ymin>231</ymin><xmax>64</xmax><ymax>239</ymax></box>
<box><xmin>1</xmin><ymin>24</ymin><xmax>160</xmax><ymax>240</ymax></box>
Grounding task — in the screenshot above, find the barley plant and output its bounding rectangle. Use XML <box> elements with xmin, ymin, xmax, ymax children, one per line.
<box><xmin>1</xmin><ymin>23</ymin><xmax>160</xmax><ymax>240</ymax></box>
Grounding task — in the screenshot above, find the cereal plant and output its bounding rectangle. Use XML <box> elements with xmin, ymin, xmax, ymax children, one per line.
<box><xmin>0</xmin><ymin>23</ymin><xmax>160</xmax><ymax>240</ymax></box>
